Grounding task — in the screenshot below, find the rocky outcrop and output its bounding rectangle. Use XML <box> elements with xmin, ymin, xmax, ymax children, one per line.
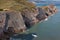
<box><xmin>0</xmin><ymin>11</ymin><xmax>26</xmax><ymax>40</ymax></box>
<box><xmin>36</xmin><ymin>8</ymin><xmax>47</xmax><ymax>21</ymax></box>
<box><xmin>21</xmin><ymin>8</ymin><xmax>39</xmax><ymax>29</ymax></box>
<box><xmin>41</xmin><ymin>5</ymin><xmax>57</xmax><ymax>16</ymax></box>
<box><xmin>0</xmin><ymin>5</ymin><xmax>57</xmax><ymax>40</ymax></box>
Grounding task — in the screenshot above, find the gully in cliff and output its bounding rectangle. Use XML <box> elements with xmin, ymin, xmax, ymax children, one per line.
<box><xmin>0</xmin><ymin>5</ymin><xmax>57</xmax><ymax>40</ymax></box>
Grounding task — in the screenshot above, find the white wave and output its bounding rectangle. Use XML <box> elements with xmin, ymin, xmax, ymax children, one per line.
<box><xmin>32</xmin><ymin>34</ymin><xmax>38</xmax><ymax>37</ymax></box>
<box><xmin>44</xmin><ymin>18</ymin><xmax>48</xmax><ymax>21</ymax></box>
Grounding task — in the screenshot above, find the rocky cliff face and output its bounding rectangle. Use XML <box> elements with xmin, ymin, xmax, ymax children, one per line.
<box><xmin>0</xmin><ymin>5</ymin><xmax>57</xmax><ymax>40</ymax></box>
<box><xmin>21</xmin><ymin>8</ymin><xmax>39</xmax><ymax>29</ymax></box>
<box><xmin>0</xmin><ymin>11</ymin><xmax>26</xmax><ymax>40</ymax></box>
<box><xmin>0</xmin><ymin>0</ymin><xmax>57</xmax><ymax>40</ymax></box>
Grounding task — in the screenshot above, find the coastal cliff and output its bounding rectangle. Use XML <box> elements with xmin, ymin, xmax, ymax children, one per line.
<box><xmin>0</xmin><ymin>0</ymin><xmax>57</xmax><ymax>40</ymax></box>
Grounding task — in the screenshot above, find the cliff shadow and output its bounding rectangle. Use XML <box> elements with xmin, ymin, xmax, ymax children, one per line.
<box><xmin>21</xmin><ymin>15</ymin><xmax>33</xmax><ymax>29</ymax></box>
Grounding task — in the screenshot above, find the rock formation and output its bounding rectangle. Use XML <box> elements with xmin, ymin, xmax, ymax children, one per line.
<box><xmin>0</xmin><ymin>0</ymin><xmax>57</xmax><ymax>40</ymax></box>
<box><xmin>0</xmin><ymin>5</ymin><xmax>57</xmax><ymax>40</ymax></box>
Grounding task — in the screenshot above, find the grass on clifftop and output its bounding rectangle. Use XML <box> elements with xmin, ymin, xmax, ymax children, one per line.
<box><xmin>0</xmin><ymin>0</ymin><xmax>36</xmax><ymax>12</ymax></box>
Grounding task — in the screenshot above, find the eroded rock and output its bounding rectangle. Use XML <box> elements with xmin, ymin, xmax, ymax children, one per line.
<box><xmin>0</xmin><ymin>11</ymin><xmax>26</xmax><ymax>40</ymax></box>
<box><xmin>0</xmin><ymin>5</ymin><xmax>57</xmax><ymax>40</ymax></box>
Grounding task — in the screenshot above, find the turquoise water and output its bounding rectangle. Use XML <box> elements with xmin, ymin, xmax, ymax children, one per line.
<box><xmin>11</xmin><ymin>6</ymin><xmax>60</xmax><ymax>40</ymax></box>
<box><xmin>29</xmin><ymin>6</ymin><xmax>60</xmax><ymax>40</ymax></box>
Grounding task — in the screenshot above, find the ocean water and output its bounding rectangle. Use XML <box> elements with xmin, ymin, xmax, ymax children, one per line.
<box><xmin>11</xmin><ymin>5</ymin><xmax>60</xmax><ymax>40</ymax></box>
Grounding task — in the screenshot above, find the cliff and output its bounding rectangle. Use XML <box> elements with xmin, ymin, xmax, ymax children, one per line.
<box><xmin>0</xmin><ymin>0</ymin><xmax>57</xmax><ymax>40</ymax></box>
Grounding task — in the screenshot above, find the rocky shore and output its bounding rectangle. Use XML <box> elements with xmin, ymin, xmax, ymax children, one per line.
<box><xmin>0</xmin><ymin>5</ymin><xmax>57</xmax><ymax>40</ymax></box>
<box><xmin>0</xmin><ymin>0</ymin><xmax>57</xmax><ymax>40</ymax></box>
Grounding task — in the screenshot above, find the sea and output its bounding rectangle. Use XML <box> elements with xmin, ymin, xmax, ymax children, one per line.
<box><xmin>11</xmin><ymin>2</ymin><xmax>60</xmax><ymax>40</ymax></box>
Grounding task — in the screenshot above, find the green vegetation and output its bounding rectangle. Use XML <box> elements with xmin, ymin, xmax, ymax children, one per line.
<box><xmin>0</xmin><ymin>0</ymin><xmax>36</xmax><ymax>12</ymax></box>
